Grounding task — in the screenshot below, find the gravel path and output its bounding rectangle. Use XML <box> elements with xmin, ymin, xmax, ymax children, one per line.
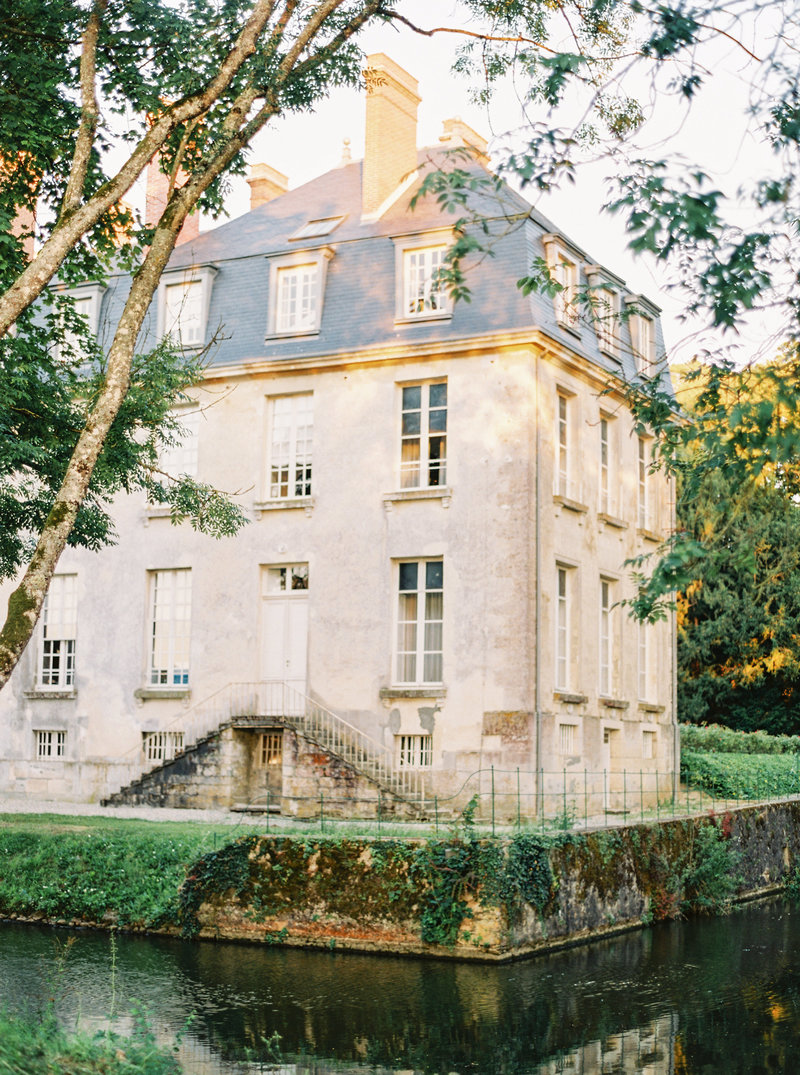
<box><xmin>0</xmin><ymin>797</ymin><xmax>247</xmax><ymax>824</ymax></box>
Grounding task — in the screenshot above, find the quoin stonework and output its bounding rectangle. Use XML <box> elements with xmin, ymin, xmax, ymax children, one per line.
<box><xmin>0</xmin><ymin>55</ymin><xmax>677</xmax><ymax>819</ymax></box>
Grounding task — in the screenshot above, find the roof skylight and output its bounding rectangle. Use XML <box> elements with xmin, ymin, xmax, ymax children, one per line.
<box><xmin>289</xmin><ymin>216</ymin><xmax>346</xmax><ymax>241</ymax></box>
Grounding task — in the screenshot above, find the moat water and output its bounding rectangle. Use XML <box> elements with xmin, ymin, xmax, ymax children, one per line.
<box><xmin>2</xmin><ymin>899</ymin><xmax>800</xmax><ymax>1074</ymax></box>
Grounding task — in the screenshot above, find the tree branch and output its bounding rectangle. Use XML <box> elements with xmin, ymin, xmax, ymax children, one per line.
<box><xmin>60</xmin><ymin>0</ymin><xmax>107</xmax><ymax>218</ymax></box>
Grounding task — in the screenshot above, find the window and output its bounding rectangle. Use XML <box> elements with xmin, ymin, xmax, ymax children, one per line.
<box><xmin>36</xmin><ymin>730</ymin><xmax>66</xmax><ymax>759</ymax></box>
<box><xmin>626</xmin><ymin>295</ymin><xmax>660</xmax><ymax>377</ymax></box>
<box><xmin>276</xmin><ymin>264</ymin><xmax>318</xmax><ymax>333</ymax></box>
<box><xmin>642</xmin><ymin>730</ymin><xmax>657</xmax><ymax>760</ymax></box>
<box><xmin>599</xmin><ymin>416</ymin><xmax>612</xmax><ymax>513</ymax></box>
<box><xmin>586</xmin><ymin>265</ymin><xmax>624</xmax><ymax>357</ymax></box>
<box><xmin>555</xmin><ymin>566</ymin><xmax>570</xmax><ymax>690</ymax></box>
<box><xmin>396</xmin><ymin>560</ymin><xmax>443</xmax><ymax>685</ymax></box>
<box><xmin>265</xmin><ymin>564</ymin><xmax>309</xmax><ymax>592</ymax></box>
<box><xmin>148</xmin><ymin>569</ymin><xmax>191</xmax><ymax>687</ymax></box>
<box><xmin>158</xmin><ymin>265</ymin><xmax>216</xmax><ymax>349</ymax></box>
<box><xmin>397</xmin><ymin>734</ymin><xmax>433</xmax><ymax>768</ymax></box>
<box><xmin>289</xmin><ymin>216</ymin><xmax>345</xmax><ymax>241</ymax></box>
<box><xmin>143</xmin><ymin>731</ymin><xmax>185</xmax><ymax>763</ymax></box>
<box><xmin>555</xmin><ymin>392</ymin><xmax>572</xmax><ymax>497</ymax></box>
<box><xmin>53</xmin><ymin>283</ymin><xmax>105</xmax><ymax>362</ymax></box>
<box><xmin>400</xmin><ymin>382</ymin><xmax>447</xmax><ymax>489</ymax></box>
<box><xmin>543</xmin><ymin>234</ymin><xmax>583</xmax><ymax>330</ymax></box>
<box><xmin>39</xmin><ymin>574</ymin><xmax>77</xmax><ymax>688</ymax></box>
<box><xmin>266</xmin><ymin>248</ymin><xmax>333</xmax><ymax>337</ymax></box>
<box><xmin>392</xmin><ymin>232</ymin><xmax>452</xmax><ymax>322</ymax></box>
<box><xmin>559</xmin><ymin>723</ymin><xmax>576</xmax><ymax>754</ymax></box>
<box><xmin>159</xmin><ymin>407</ymin><xmax>200</xmax><ymax>479</ymax></box>
<box><xmin>599</xmin><ymin>578</ymin><xmax>614</xmax><ymax>696</ymax></box>
<box><xmin>638</xmin><ymin>620</ymin><xmax>650</xmax><ymax>701</ymax></box>
<box><xmin>638</xmin><ymin>437</ymin><xmax>654</xmax><ymax>530</ymax></box>
<box><xmin>267</xmin><ymin>394</ymin><xmax>313</xmax><ymax>499</ymax></box>
<box><xmin>403</xmin><ymin>246</ymin><xmax>447</xmax><ymax>317</ymax></box>
<box><xmin>258</xmin><ymin>732</ymin><xmax>283</xmax><ymax>766</ymax></box>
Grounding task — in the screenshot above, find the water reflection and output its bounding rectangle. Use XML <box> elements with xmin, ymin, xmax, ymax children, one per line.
<box><xmin>2</xmin><ymin>900</ymin><xmax>800</xmax><ymax>1073</ymax></box>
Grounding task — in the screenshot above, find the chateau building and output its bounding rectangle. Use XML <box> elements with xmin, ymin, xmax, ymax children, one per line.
<box><xmin>0</xmin><ymin>55</ymin><xmax>676</xmax><ymax>818</ymax></box>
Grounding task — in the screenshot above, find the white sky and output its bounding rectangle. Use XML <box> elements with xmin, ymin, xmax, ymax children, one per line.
<box><xmin>143</xmin><ymin>0</ymin><xmax>784</xmax><ymax>368</ymax></box>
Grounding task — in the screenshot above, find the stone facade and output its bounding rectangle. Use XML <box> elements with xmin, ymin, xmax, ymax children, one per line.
<box><xmin>0</xmin><ymin>55</ymin><xmax>677</xmax><ymax>816</ymax></box>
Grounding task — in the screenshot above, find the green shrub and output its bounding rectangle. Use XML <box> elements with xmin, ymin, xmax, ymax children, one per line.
<box><xmin>0</xmin><ymin>1011</ymin><xmax>182</xmax><ymax>1074</ymax></box>
<box><xmin>681</xmin><ymin>750</ymin><xmax>800</xmax><ymax>799</ymax></box>
<box><xmin>680</xmin><ymin>722</ymin><xmax>800</xmax><ymax>756</ymax></box>
<box><xmin>682</xmin><ymin>823</ymin><xmax>742</xmax><ymax>914</ymax></box>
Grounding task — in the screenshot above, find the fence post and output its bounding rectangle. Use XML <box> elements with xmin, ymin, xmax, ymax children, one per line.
<box><xmin>563</xmin><ymin>767</ymin><xmax>567</xmax><ymax>825</ymax></box>
<box><xmin>640</xmin><ymin>770</ymin><xmax>644</xmax><ymax>823</ymax></box>
<box><xmin>378</xmin><ymin>791</ymin><xmax>382</xmax><ymax>838</ymax></box>
<box><xmin>623</xmin><ymin>769</ymin><xmax>627</xmax><ymax>819</ymax></box>
<box><xmin>604</xmin><ymin>769</ymin><xmax>608</xmax><ymax>826</ymax></box>
<box><xmin>488</xmin><ymin>765</ymin><xmax>494</xmax><ymax>838</ymax></box>
<box><xmin>320</xmin><ymin>789</ymin><xmax>324</xmax><ymax>833</ymax></box>
<box><xmin>516</xmin><ymin>767</ymin><xmax>521</xmax><ymax>832</ymax></box>
<box><xmin>655</xmin><ymin>771</ymin><xmax>660</xmax><ymax>821</ymax></box>
<box><xmin>584</xmin><ymin>769</ymin><xmax>588</xmax><ymax>829</ymax></box>
<box><xmin>540</xmin><ymin>767</ymin><xmax>545</xmax><ymax>831</ymax></box>
<box><xmin>434</xmin><ymin>796</ymin><xmax>439</xmax><ymax>834</ymax></box>
<box><xmin>266</xmin><ymin>789</ymin><xmax>271</xmax><ymax>833</ymax></box>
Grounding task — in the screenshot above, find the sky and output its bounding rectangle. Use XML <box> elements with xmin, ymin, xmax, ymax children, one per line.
<box><xmin>143</xmin><ymin>0</ymin><xmax>785</xmax><ymax>369</ymax></box>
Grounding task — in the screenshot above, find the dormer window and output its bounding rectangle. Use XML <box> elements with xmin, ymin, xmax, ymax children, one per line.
<box><xmin>157</xmin><ymin>265</ymin><xmax>217</xmax><ymax>350</ymax></box>
<box><xmin>393</xmin><ymin>231</ymin><xmax>452</xmax><ymax>323</ymax></box>
<box><xmin>542</xmin><ymin>234</ymin><xmax>584</xmax><ymax>332</ymax></box>
<box><xmin>265</xmin><ymin>247</ymin><xmax>334</xmax><ymax>338</ymax></box>
<box><xmin>289</xmin><ymin>216</ymin><xmax>345</xmax><ymax>242</ymax></box>
<box><xmin>626</xmin><ymin>295</ymin><xmax>660</xmax><ymax>377</ymax></box>
<box><xmin>586</xmin><ymin>265</ymin><xmax>624</xmax><ymax>358</ymax></box>
<box><xmin>53</xmin><ymin>282</ymin><xmax>106</xmax><ymax>361</ymax></box>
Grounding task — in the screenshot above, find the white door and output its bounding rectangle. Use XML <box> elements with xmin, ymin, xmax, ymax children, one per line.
<box><xmin>260</xmin><ymin>565</ymin><xmax>309</xmax><ymax>696</ymax></box>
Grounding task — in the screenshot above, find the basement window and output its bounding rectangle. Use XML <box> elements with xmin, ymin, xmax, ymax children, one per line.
<box><xmin>143</xmin><ymin>730</ymin><xmax>185</xmax><ymax>763</ymax></box>
<box><xmin>396</xmin><ymin>734</ymin><xmax>433</xmax><ymax>768</ymax></box>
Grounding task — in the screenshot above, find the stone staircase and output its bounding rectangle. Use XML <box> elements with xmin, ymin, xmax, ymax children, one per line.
<box><xmin>104</xmin><ymin>681</ymin><xmax>428</xmax><ymax>813</ymax></box>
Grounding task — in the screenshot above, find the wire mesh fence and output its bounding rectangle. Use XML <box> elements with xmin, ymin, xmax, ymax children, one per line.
<box><xmin>232</xmin><ymin>764</ymin><xmax>800</xmax><ymax>839</ymax></box>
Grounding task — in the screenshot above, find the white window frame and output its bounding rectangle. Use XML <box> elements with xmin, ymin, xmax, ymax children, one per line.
<box><xmin>555</xmin><ymin>389</ymin><xmax>578</xmax><ymax>500</ymax></box>
<box><xmin>542</xmin><ymin>234</ymin><xmax>584</xmax><ymax>332</ymax></box>
<box><xmin>599</xmin><ymin>414</ymin><xmax>613</xmax><ymax>514</ymax></box>
<box><xmin>638</xmin><ymin>436</ymin><xmax>656</xmax><ymax>531</ymax></box>
<box><xmin>399</xmin><ymin>381</ymin><xmax>447</xmax><ymax>489</ymax></box>
<box><xmin>396</xmin><ymin>734</ymin><xmax>433</xmax><ymax>768</ymax></box>
<box><xmin>394</xmin><ymin>559</ymin><xmax>444</xmax><ymax>686</ymax></box>
<box><xmin>38</xmin><ymin>574</ymin><xmax>77</xmax><ymax>689</ymax></box>
<box><xmin>599</xmin><ymin>577</ymin><xmax>614</xmax><ymax>697</ymax></box>
<box><xmin>638</xmin><ymin>620</ymin><xmax>652</xmax><ymax>702</ymax></box>
<box><xmin>147</xmin><ymin>568</ymin><xmax>192</xmax><ymax>688</ymax></box>
<box><xmin>586</xmin><ymin>265</ymin><xmax>624</xmax><ymax>358</ymax></box>
<box><xmin>626</xmin><ymin>294</ymin><xmax>660</xmax><ymax>377</ymax></box>
<box><xmin>35</xmin><ymin>730</ymin><xmax>66</xmax><ymax>760</ymax></box>
<box><xmin>265</xmin><ymin>247</ymin><xmax>334</xmax><ymax>338</ymax></box>
<box><xmin>555</xmin><ymin>564</ymin><xmax>573</xmax><ymax>691</ymax></box>
<box><xmin>392</xmin><ymin>230</ymin><xmax>452</xmax><ymax>323</ymax></box>
<box><xmin>157</xmin><ymin>264</ymin><xmax>217</xmax><ymax>349</ymax></box>
<box><xmin>265</xmin><ymin>393</ymin><xmax>313</xmax><ymax>500</ymax></box>
<box><xmin>52</xmin><ymin>282</ymin><xmax>106</xmax><ymax>361</ymax></box>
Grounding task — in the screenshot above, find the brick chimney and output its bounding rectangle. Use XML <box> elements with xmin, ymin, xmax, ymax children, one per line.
<box><xmin>362</xmin><ymin>53</ymin><xmax>421</xmax><ymax>217</ymax></box>
<box><xmin>439</xmin><ymin>117</ymin><xmax>490</xmax><ymax>167</ymax></box>
<box><xmin>145</xmin><ymin>156</ymin><xmax>199</xmax><ymax>245</ymax></box>
<box><xmin>246</xmin><ymin>162</ymin><xmax>289</xmax><ymax>210</ymax></box>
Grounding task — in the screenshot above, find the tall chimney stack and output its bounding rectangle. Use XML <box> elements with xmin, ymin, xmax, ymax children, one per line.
<box><xmin>362</xmin><ymin>54</ymin><xmax>421</xmax><ymax>217</ymax></box>
<box><xmin>246</xmin><ymin>163</ymin><xmax>289</xmax><ymax>210</ymax></box>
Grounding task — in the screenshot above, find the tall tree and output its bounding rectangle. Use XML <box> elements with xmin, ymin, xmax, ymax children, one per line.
<box><xmin>0</xmin><ymin>0</ymin><xmax>397</xmax><ymax>688</ymax></box>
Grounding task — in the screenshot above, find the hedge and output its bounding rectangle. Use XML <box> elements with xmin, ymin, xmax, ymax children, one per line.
<box><xmin>681</xmin><ymin>750</ymin><xmax>800</xmax><ymax>799</ymax></box>
<box><xmin>680</xmin><ymin>723</ymin><xmax>800</xmax><ymax>756</ymax></box>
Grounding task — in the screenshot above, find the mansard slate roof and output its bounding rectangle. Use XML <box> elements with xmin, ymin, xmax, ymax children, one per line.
<box><xmin>99</xmin><ymin>147</ymin><xmax>666</xmax><ymax>386</ymax></box>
